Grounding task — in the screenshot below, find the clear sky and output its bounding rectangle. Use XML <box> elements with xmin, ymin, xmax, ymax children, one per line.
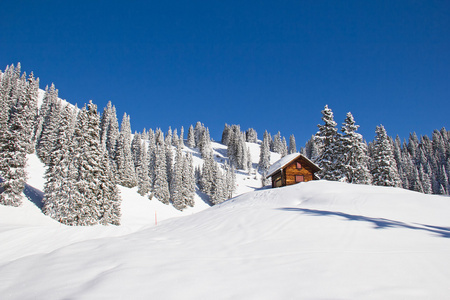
<box><xmin>1</xmin><ymin>1</ymin><xmax>449</xmax><ymax>146</ymax></box>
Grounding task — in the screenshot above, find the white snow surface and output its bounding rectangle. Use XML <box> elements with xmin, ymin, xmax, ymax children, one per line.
<box><xmin>2</xmin><ymin>160</ymin><xmax>450</xmax><ymax>299</ymax></box>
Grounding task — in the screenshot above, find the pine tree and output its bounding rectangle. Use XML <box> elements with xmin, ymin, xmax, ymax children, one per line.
<box><xmin>179</xmin><ymin>126</ymin><xmax>185</xmax><ymax>147</ymax></box>
<box><xmin>0</xmin><ymin>70</ymin><xmax>38</xmax><ymax>206</ymax></box>
<box><xmin>272</xmin><ymin>132</ymin><xmax>283</xmax><ymax>154</ymax></box>
<box><xmin>165</xmin><ymin>130</ymin><xmax>174</xmax><ymax>186</ymax></box>
<box><xmin>152</xmin><ymin>129</ymin><xmax>170</xmax><ymax>204</ymax></box>
<box><xmin>315</xmin><ymin>105</ymin><xmax>340</xmax><ymax>180</ymax></box>
<box><xmin>171</xmin><ymin>143</ymin><xmax>185</xmax><ymax>210</ymax></box>
<box><xmin>222</xmin><ymin>124</ymin><xmax>231</xmax><ymax>145</ymax></box>
<box><xmin>116</xmin><ymin>113</ymin><xmax>137</xmax><ymax>187</ymax></box>
<box><xmin>258</xmin><ymin>130</ymin><xmax>271</xmax><ymax>186</ymax></box>
<box><xmin>288</xmin><ymin>134</ymin><xmax>297</xmax><ymax>154</ymax></box>
<box><xmin>370</xmin><ymin>125</ymin><xmax>401</xmax><ymax>187</ymax></box>
<box><xmin>42</xmin><ymin>104</ymin><xmax>78</xmax><ymax>222</ymax></box>
<box><xmin>36</xmin><ymin>92</ymin><xmax>62</xmax><ymax>164</ymax></box>
<box><xmin>136</xmin><ymin>135</ymin><xmax>151</xmax><ymax>196</ymax></box>
<box><xmin>131</xmin><ymin>133</ymin><xmax>142</xmax><ymax>170</ymax></box>
<box><xmin>187</xmin><ymin>124</ymin><xmax>195</xmax><ymax>148</ymax></box>
<box><xmin>246</xmin><ymin>128</ymin><xmax>258</xmax><ymax>143</ymax></box>
<box><xmin>172</xmin><ymin>128</ymin><xmax>179</xmax><ymax>147</ymax></box>
<box><xmin>247</xmin><ymin>147</ymin><xmax>253</xmax><ymax>174</ymax></box>
<box><xmin>281</xmin><ymin>137</ymin><xmax>288</xmax><ymax>157</ymax></box>
<box><xmin>147</xmin><ymin>128</ymin><xmax>156</xmax><ymax>184</ymax></box>
<box><xmin>72</xmin><ymin>102</ymin><xmax>121</xmax><ymax>225</ymax></box>
<box><xmin>182</xmin><ymin>153</ymin><xmax>196</xmax><ymax>207</ymax></box>
<box><xmin>338</xmin><ymin>112</ymin><xmax>372</xmax><ymax>184</ymax></box>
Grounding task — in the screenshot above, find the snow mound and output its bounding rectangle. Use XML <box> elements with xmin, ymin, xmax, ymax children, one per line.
<box><xmin>1</xmin><ymin>181</ymin><xmax>450</xmax><ymax>299</ymax></box>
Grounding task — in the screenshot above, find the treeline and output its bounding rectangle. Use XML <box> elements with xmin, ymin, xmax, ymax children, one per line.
<box><xmin>305</xmin><ymin>105</ymin><xmax>450</xmax><ymax>195</ymax></box>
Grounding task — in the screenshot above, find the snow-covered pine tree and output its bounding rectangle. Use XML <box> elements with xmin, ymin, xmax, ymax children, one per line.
<box><xmin>198</xmin><ymin>128</ymin><xmax>212</xmax><ymax>158</ymax></box>
<box><xmin>35</xmin><ymin>90</ymin><xmax>62</xmax><ymax>164</ymax></box>
<box><xmin>288</xmin><ymin>134</ymin><xmax>297</xmax><ymax>154</ymax></box>
<box><xmin>272</xmin><ymin>132</ymin><xmax>282</xmax><ymax>154</ymax></box>
<box><xmin>172</xmin><ymin>128</ymin><xmax>179</xmax><ymax>147</ymax></box>
<box><xmin>247</xmin><ymin>147</ymin><xmax>252</xmax><ymax>174</ymax></box>
<box><xmin>131</xmin><ymin>132</ymin><xmax>142</xmax><ymax>170</ymax></box>
<box><xmin>171</xmin><ymin>143</ymin><xmax>185</xmax><ymax>210</ymax></box>
<box><xmin>315</xmin><ymin>105</ymin><xmax>340</xmax><ymax>181</ymax></box>
<box><xmin>179</xmin><ymin>126</ymin><xmax>184</xmax><ymax>147</ymax></box>
<box><xmin>116</xmin><ymin>113</ymin><xmax>137</xmax><ymax>187</ymax></box>
<box><xmin>137</xmin><ymin>137</ymin><xmax>151</xmax><ymax>196</ymax></box>
<box><xmin>370</xmin><ymin>125</ymin><xmax>401</xmax><ymax>187</ymax></box>
<box><xmin>337</xmin><ymin>112</ymin><xmax>372</xmax><ymax>184</ymax></box>
<box><xmin>209</xmin><ymin>164</ymin><xmax>226</xmax><ymax>205</ymax></box>
<box><xmin>147</xmin><ymin>128</ymin><xmax>156</xmax><ymax>184</ymax></box>
<box><xmin>72</xmin><ymin>101</ymin><xmax>121</xmax><ymax>225</ymax></box>
<box><xmin>100</xmin><ymin>101</ymin><xmax>113</xmax><ymax>151</ymax></box>
<box><xmin>0</xmin><ymin>71</ymin><xmax>38</xmax><ymax>206</ymax></box>
<box><xmin>106</xmin><ymin>104</ymin><xmax>120</xmax><ymax>173</ymax></box>
<box><xmin>224</xmin><ymin>162</ymin><xmax>236</xmax><ymax>199</ymax></box>
<box><xmin>151</xmin><ymin>129</ymin><xmax>170</xmax><ymax>204</ymax></box>
<box><xmin>42</xmin><ymin>104</ymin><xmax>79</xmax><ymax>223</ymax></box>
<box><xmin>165</xmin><ymin>130</ymin><xmax>174</xmax><ymax>186</ymax></box>
<box><xmin>194</xmin><ymin>121</ymin><xmax>205</xmax><ymax>147</ymax></box>
<box><xmin>222</xmin><ymin>124</ymin><xmax>231</xmax><ymax>145</ymax></box>
<box><xmin>259</xmin><ymin>130</ymin><xmax>271</xmax><ymax>170</ymax></box>
<box><xmin>246</xmin><ymin>128</ymin><xmax>258</xmax><ymax>143</ymax></box>
<box><xmin>200</xmin><ymin>150</ymin><xmax>215</xmax><ymax>197</ymax></box>
<box><xmin>182</xmin><ymin>153</ymin><xmax>196</xmax><ymax>207</ymax></box>
<box><xmin>23</xmin><ymin>72</ymin><xmax>39</xmax><ymax>154</ymax></box>
<box><xmin>187</xmin><ymin>124</ymin><xmax>195</xmax><ymax>148</ymax></box>
<box><xmin>281</xmin><ymin>137</ymin><xmax>288</xmax><ymax>157</ymax></box>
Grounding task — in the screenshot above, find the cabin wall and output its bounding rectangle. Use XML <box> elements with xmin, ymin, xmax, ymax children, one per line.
<box><xmin>284</xmin><ymin>161</ymin><xmax>314</xmax><ymax>186</ymax></box>
<box><xmin>269</xmin><ymin>156</ymin><xmax>319</xmax><ymax>188</ymax></box>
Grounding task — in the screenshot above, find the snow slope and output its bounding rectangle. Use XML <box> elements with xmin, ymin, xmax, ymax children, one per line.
<box><xmin>1</xmin><ymin>180</ymin><xmax>450</xmax><ymax>299</ymax></box>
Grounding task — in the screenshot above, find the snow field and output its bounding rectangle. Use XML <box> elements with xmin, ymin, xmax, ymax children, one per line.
<box><xmin>2</xmin><ymin>178</ymin><xmax>450</xmax><ymax>299</ymax></box>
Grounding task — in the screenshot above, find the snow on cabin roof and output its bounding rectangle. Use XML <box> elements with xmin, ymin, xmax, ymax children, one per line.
<box><xmin>266</xmin><ymin>153</ymin><xmax>321</xmax><ymax>178</ymax></box>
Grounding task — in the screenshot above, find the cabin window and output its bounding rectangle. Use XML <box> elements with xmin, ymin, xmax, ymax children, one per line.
<box><xmin>295</xmin><ymin>175</ymin><xmax>304</xmax><ymax>183</ymax></box>
<box><xmin>296</xmin><ymin>162</ymin><xmax>302</xmax><ymax>169</ymax></box>
<box><xmin>275</xmin><ymin>178</ymin><xmax>282</xmax><ymax>187</ymax></box>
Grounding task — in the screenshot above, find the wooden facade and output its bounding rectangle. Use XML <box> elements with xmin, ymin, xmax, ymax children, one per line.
<box><xmin>267</xmin><ymin>154</ymin><xmax>320</xmax><ymax>188</ymax></box>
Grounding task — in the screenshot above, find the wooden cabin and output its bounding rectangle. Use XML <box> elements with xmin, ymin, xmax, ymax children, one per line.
<box><xmin>266</xmin><ymin>153</ymin><xmax>321</xmax><ymax>188</ymax></box>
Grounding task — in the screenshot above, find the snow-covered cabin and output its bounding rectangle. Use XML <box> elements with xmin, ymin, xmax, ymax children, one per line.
<box><xmin>266</xmin><ymin>153</ymin><xmax>321</xmax><ymax>188</ymax></box>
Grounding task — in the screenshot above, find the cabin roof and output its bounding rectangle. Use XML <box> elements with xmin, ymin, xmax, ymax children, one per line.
<box><xmin>266</xmin><ymin>153</ymin><xmax>321</xmax><ymax>178</ymax></box>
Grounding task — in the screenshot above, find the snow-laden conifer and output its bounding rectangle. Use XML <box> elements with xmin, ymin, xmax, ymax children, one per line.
<box><xmin>42</xmin><ymin>104</ymin><xmax>78</xmax><ymax>222</ymax></box>
<box><xmin>337</xmin><ymin>112</ymin><xmax>372</xmax><ymax>184</ymax></box>
<box><xmin>35</xmin><ymin>89</ymin><xmax>62</xmax><ymax>164</ymax></box>
<box><xmin>187</xmin><ymin>125</ymin><xmax>195</xmax><ymax>148</ymax></box>
<box><xmin>137</xmin><ymin>138</ymin><xmax>151</xmax><ymax>196</ymax></box>
<box><xmin>246</xmin><ymin>128</ymin><xmax>258</xmax><ymax>143</ymax></box>
<box><xmin>171</xmin><ymin>143</ymin><xmax>185</xmax><ymax>210</ymax></box>
<box><xmin>258</xmin><ymin>130</ymin><xmax>271</xmax><ymax>185</ymax></box>
<box><xmin>288</xmin><ymin>134</ymin><xmax>297</xmax><ymax>154</ymax></box>
<box><xmin>0</xmin><ymin>71</ymin><xmax>38</xmax><ymax>206</ymax></box>
<box><xmin>182</xmin><ymin>153</ymin><xmax>196</xmax><ymax>207</ymax></box>
<box><xmin>370</xmin><ymin>125</ymin><xmax>401</xmax><ymax>187</ymax></box>
<box><xmin>116</xmin><ymin>113</ymin><xmax>137</xmax><ymax>187</ymax></box>
<box><xmin>315</xmin><ymin>105</ymin><xmax>340</xmax><ymax>181</ymax></box>
<box><xmin>151</xmin><ymin>129</ymin><xmax>170</xmax><ymax>204</ymax></box>
<box><xmin>72</xmin><ymin>102</ymin><xmax>121</xmax><ymax>225</ymax></box>
<box><xmin>179</xmin><ymin>126</ymin><xmax>184</xmax><ymax>147</ymax></box>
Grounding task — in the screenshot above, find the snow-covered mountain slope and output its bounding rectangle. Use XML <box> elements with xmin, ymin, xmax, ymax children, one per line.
<box><xmin>1</xmin><ymin>180</ymin><xmax>450</xmax><ymax>299</ymax></box>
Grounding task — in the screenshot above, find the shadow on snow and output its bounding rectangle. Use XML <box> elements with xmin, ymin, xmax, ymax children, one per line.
<box><xmin>278</xmin><ymin>207</ymin><xmax>450</xmax><ymax>239</ymax></box>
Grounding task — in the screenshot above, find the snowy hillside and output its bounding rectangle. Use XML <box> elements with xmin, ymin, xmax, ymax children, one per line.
<box><xmin>1</xmin><ymin>180</ymin><xmax>450</xmax><ymax>299</ymax></box>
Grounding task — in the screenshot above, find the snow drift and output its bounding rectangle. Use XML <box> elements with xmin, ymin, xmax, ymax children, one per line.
<box><xmin>1</xmin><ymin>180</ymin><xmax>450</xmax><ymax>299</ymax></box>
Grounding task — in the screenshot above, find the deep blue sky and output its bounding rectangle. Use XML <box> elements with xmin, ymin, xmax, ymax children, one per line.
<box><xmin>1</xmin><ymin>1</ymin><xmax>449</xmax><ymax>146</ymax></box>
